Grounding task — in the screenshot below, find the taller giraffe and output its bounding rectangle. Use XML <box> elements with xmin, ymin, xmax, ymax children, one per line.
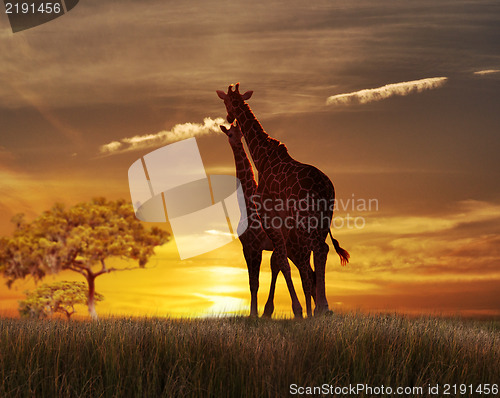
<box><xmin>217</xmin><ymin>84</ymin><xmax>349</xmax><ymax>316</ymax></box>
<box><xmin>220</xmin><ymin>122</ymin><xmax>316</xmax><ymax>317</ymax></box>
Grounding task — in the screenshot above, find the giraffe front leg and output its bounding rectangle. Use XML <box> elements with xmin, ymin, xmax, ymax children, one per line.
<box><xmin>269</xmin><ymin>234</ymin><xmax>303</xmax><ymax>319</ymax></box>
<box><xmin>298</xmin><ymin>267</ymin><xmax>313</xmax><ymax>318</ymax></box>
<box><xmin>282</xmin><ymin>258</ymin><xmax>304</xmax><ymax>318</ymax></box>
<box><xmin>244</xmin><ymin>248</ymin><xmax>262</xmax><ymax>317</ymax></box>
<box><xmin>263</xmin><ymin>251</ymin><xmax>280</xmax><ymax>317</ymax></box>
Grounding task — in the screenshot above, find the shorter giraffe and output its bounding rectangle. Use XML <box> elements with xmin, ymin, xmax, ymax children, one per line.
<box><xmin>221</xmin><ymin>122</ymin><xmax>317</xmax><ymax>317</ymax></box>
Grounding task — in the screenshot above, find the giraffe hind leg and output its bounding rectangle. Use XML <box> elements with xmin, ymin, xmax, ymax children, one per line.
<box><xmin>313</xmin><ymin>240</ymin><xmax>330</xmax><ymax>315</ymax></box>
<box><xmin>289</xmin><ymin>250</ymin><xmax>314</xmax><ymax>318</ymax></box>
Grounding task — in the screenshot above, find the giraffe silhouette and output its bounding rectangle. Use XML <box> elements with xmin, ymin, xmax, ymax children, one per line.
<box><xmin>220</xmin><ymin>122</ymin><xmax>317</xmax><ymax>317</ymax></box>
<box><xmin>217</xmin><ymin>84</ymin><xmax>349</xmax><ymax>316</ymax></box>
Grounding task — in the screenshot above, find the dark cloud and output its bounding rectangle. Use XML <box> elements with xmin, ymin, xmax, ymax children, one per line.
<box><xmin>2</xmin><ymin>0</ymin><xmax>498</xmax><ymax>112</ymax></box>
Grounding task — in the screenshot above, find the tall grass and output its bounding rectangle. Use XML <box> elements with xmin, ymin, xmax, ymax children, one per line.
<box><xmin>0</xmin><ymin>313</ymin><xmax>498</xmax><ymax>397</ymax></box>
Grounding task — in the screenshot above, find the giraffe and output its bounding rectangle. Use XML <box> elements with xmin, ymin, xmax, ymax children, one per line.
<box><xmin>220</xmin><ymin>122</ymin><xmax>317</xmax><ymax>317</ymax></box>
<box><xmin>217</xmin><ymin>83</ymin><xmax>349</xmax><ymax>316</ymax></box>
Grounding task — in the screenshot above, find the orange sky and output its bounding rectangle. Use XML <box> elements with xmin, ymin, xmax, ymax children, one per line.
<box><xmin>1</xmin><ymin>0</ymin><xmax>499</xmax><ymax>318</ymax></box>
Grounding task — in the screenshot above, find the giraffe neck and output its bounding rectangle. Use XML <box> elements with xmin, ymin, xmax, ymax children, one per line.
<box><xmin>230</xmin><ymin>140</ymin><xmax>257</xmax><ymax>206</ymax></box>
<box><xmin>234</xmin><ymin>102</ymin><xmax>282</xmax><ymax>172</ymax></box>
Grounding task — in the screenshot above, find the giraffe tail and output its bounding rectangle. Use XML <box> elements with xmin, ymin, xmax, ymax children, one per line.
<box><xmin>329</xmin><ymin>230</ymin><xmax>350</xmax><ymax>266</ymax></box>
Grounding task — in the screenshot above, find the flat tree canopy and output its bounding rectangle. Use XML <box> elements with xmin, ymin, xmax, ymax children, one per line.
<box><xmin>19</xmin><ymin>281</ymin><xmax>104</xmax><ymax>320</ymax></box>
<box><xmin>0</xmin><ymin>198</ymin><xmax>170</xmax><ymax>318</ymax></box>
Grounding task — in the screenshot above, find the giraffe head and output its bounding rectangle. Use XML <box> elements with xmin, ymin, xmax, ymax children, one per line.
<box><xmin>216</xmin><ymin>83</ymin><xmax>253</xmax><ymax>123</ymax></box>
<box><xmin>220</xmin><ymin>121</ymin><xmax>243</xmax><ymax>146</ymax></box>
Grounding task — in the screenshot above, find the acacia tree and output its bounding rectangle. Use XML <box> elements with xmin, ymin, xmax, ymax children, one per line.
<box><xmin>19</xmin><ymin>281</ymin><xmax>104</xmax><ymax>320</ymax></box>
<box><xmin>0</xmin><ymin>198</ymin><xmax>169</xmax><ymax>319</ymax></box>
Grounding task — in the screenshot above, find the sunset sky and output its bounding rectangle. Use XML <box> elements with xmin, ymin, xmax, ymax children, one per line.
<box><xmin>1</xmin><ymin>0</ymin><xmax>499</xmax><ymax>318</ymax></box>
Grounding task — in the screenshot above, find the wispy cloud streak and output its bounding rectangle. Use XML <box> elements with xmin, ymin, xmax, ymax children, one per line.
<box><xmin>100</xmin><ymin>117</ymin><xmax>226</xmax><ymax>155</ymax></box>
<box><xmin>473</xmin><ymin>69</ymin><xmax>500</xmax><ymax>75</ymax></box>
<box><xmin>326</xmin><ymin>77</ymin><xmax>448</xmax><ymax>106</ymax></box>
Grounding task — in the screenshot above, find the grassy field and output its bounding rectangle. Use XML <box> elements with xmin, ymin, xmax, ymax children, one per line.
<box><xmin>0</xmin><ymin>313</ymin><xmax>498</xmax><ymax>397</ymax></box>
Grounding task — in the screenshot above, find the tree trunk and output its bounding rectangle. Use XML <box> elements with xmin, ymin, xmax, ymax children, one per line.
<box><xmin>86</xmin><ymin>273</ymin><xmax>98</xmax><ymax>320</ymax></box>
